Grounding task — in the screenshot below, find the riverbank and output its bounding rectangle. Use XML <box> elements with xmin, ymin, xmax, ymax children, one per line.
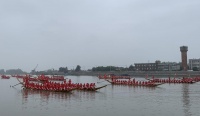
<box><xmin>68</xmin><ymin>71</ymin><xmax>200</xmax><ymax>77</ymax></box>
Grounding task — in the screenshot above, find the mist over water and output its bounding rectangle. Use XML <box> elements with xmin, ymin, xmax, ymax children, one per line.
<box><xmin>1</xmin><ymin>76</ymin><xmax>200</xmax><ymax>116</ymax></box>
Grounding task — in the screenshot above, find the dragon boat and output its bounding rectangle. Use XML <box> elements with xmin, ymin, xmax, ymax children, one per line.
<box><xmin>16</xmin><ymin>76</ymin><xmax>107</xmax><ymax>92</ymax></box>
<box><xmin>16</xmin><ymin>77</ymin><xmax>76</xmax><ymax>93</ymax></box>
<box><xmin>145</xmin><ymin>76</ymin><xmax>200</xmax><ymax>84</ymax></box>
<box><xmin>1</xmin><ymin>75</ymin><xmax>10</xmax><ymax>79</ymax></box>
<box><xmin>106</xmin><ymin>78</ymin><xmax>163</xmax><ymax>87</ymax></box>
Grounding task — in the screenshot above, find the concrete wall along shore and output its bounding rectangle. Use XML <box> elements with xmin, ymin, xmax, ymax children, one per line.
<box><xmin>68</xmin><ymin>71</ymin><xmax>200</xmax><ymax>78</ymax></box>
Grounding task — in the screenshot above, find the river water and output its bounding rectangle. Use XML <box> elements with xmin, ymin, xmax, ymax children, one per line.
<box><xmin>0</xmin><ymin>76</ymin><xmax>200</xmax><ymax>116</ymax></box>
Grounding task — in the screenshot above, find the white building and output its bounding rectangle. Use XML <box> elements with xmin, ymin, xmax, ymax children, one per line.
<box><xmin>189</xmin><ymin>59</ymin><xmax>200</xmax><ymax>70</ymax></box>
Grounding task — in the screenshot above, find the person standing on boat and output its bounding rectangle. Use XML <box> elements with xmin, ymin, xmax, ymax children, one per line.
<box><xmin>68</xmin><ymin>79</ymin><xmax>71</xmax><ymax>86</ymax></box>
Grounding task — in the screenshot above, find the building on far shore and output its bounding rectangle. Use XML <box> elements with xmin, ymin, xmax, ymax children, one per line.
<box><xmin>189</xmin><ymin>58</ymin><xmax>200</xmax><ymax>70</ymax></box>
<box><xmin>134</xmin><ymin>60</ymin><xmax>160</xmax><ymax>71</ymax></box>
<box><xmin>135</xmin><ymin>60</ymin><xmax>181</xmax><ymax>71</ymax></box>
<box><xmin>157</xmin><ymin>62</ymin><xmax>181</xmax><ymax>71</ymax></box>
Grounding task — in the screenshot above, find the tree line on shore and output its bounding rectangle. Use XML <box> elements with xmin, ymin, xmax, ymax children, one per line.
<box><xmin>58</xmin><ymin>65</ymin><xmax>81</xmax><ymax>73</ymax></box>
<box><xmin>91</xmin><ymin>65</ymin><xmax>135</xmax><ymax>71</ymax></box>
<box><xmin>0</xmin><ymin>69</ymin><xmax>26</xmax><ymax>75</ymax></box>
<box><xmin>0</xmin><ymin>65</ymin><xmax>134</xmax><ymax>75</ymax></box>
<box><xmin>1</xmin><ymin>64</ymin><xmax>199</xmax><ymax>75</ymax></box>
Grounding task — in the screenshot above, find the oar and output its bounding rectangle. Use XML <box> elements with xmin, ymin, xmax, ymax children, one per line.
<box><xmin>11</xmin><ymin>83</ymin><xmax>22</xmax><ymax>87</ymax></box>
<box><xmin>97</xmin><ymin>80</ymin><xmax>107</xmax><ymax>83</ymax></box>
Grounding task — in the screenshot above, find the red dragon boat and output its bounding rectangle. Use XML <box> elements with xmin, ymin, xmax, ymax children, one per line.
<box><xmin>16</xmin><ymin>75</ymin><xmax>107</xmax><ymax>92</ymax></box>
<box><xmin>12</xmin><ymin>75</ymin><xmax>26</xmax><ymax>78</ymax></box>
<box><xmin>37</xmin><ymin>74</ymin><xmax>65</xmax><ymax>81</ymax></box>
<box><xmin>106</xmin><ymin>78</ymin><xmax>163</xmax><ymax>87</ymax></box>
<box><xmin>12</xmin><ymin>74</ymin><xmax>65</xmax><ymax>81</ymax></box>
<box><xmin>17</xmin><ymin>77</ymin><xmax>76</xmax><ymax>93</ymax></box>
<box><xmin>1</xmin><ymin>75</ymin><xmax>10</xmax><ymax>79</ymax></box>
<box><xmin>145</xmin><ymin>76</ymin><xmax>200</xmax><ymax>84</ymax></box>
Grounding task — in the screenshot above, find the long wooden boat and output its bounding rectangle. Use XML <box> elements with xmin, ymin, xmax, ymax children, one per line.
<box><xmin>23</xmin><ymin>87</ymin><xmax>76</xmax><ymax>93</ymax></box>
<box><xmin>145</xmin><ymin>77</ymin><xmax>198</xmax><ymax>84</ymax></box>
<box><xmin>16</xmin><ymin>77</ymin><xmax>107</xmax><ymax>92</ymax></box>
<box><xmin>106</xmin><ymin>79</ymin><xmax>163</xmax><ymax>87</ymax></box>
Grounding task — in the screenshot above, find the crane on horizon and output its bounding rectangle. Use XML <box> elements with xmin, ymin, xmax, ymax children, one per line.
<box><xmin>31</xmin><ymin>64</ymin><xmax>38</xmax><ymax>74</ymax></box>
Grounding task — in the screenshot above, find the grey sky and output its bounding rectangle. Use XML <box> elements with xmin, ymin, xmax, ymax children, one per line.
<box><xmin>0</xmin><ymin>0</ymin><xmax>200</xmax><ymax>72</ymax></box>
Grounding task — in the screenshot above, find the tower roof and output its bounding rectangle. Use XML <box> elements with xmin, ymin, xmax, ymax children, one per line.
<box><xmin>180</xmin><ymin>46</ymin><xmax>188</xmax><ymax>52</ymax></box>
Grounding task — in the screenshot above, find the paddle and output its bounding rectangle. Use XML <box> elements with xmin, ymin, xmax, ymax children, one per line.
<box><xmin>97</xmin><ymin>80</ymin><xmax>107</xmax><ymax>83</ymax></box>
<box><xmin>11</xmin><ymin>83</ymin><xmax>22</xmax><ymax>87</ymax></box>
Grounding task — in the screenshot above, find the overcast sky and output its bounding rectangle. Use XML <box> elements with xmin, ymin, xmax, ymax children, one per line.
<box><xmin>0</xmin><ymin>0</ymin><xmax>200</xmax><ymax>72</ymax></box>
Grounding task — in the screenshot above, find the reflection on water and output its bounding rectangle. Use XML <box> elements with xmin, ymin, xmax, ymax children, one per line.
<box><xmin>21</xmin><ymin>89</ymin><xmax>72</xmax><ymax>104</ymax></box>
<box><xmin>111</xmin><ymin>84</ymin><xmax>157</xmax><ymax>93</ymax></box>
<box><xmin>182</xmin><ymin>84</ymin><xmax>192</xmax><ymax>116</ymax></box>
<box><xmin>20</xmin><ymin>88</ymin><xmax>105</xmax><ymax>109</ymax></box>
<box><xmin>20</xmin><ymin>89</ymin><xmax>72</xmax><ymax>111</ymax></box>
<box><xmin>21</xmin><ymin>89</ymin><xmax>104</xmax><ymax>102</ymax></box>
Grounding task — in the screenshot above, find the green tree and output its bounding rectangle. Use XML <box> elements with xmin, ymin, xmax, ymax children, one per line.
<box><xmin>59</xmin><ymin>67</ymin><xmax>68</xmax><ymax>73</ymax></box>
<box><xmin>75</xmin><ymin>65</ymin><xmax>81</xmax><ymax>72</ymax></box>
<box><xmin>128</xmin><ymin>65</ymin><xmax>135</xmax><ymax>71</ymax></box>
<box><xmin>92</xmin><ymin>66</ymin><xmax>126</xmax><ymax>71</ymax></box>
<box><xmin>192</xmin><ymin>67</ymin><xmax>199</xmax><ymax>71</ymax></box>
